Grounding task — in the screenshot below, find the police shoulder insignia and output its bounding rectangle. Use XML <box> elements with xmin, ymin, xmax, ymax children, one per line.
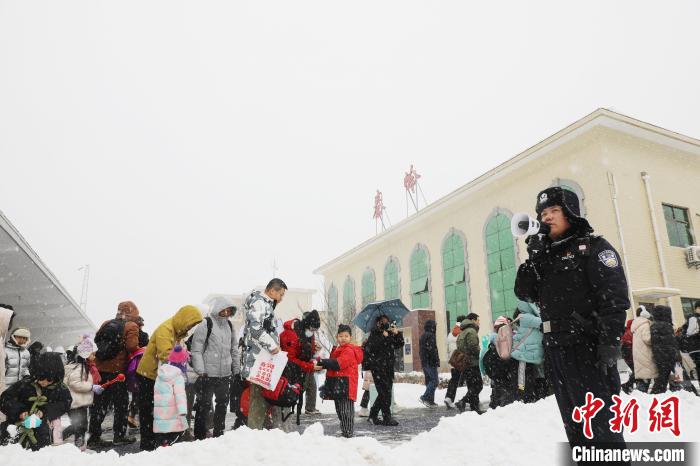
<box><xmin>598</xmin><ymin>250</ymin><xmax>619</xmax><ymax>268</ymax></box>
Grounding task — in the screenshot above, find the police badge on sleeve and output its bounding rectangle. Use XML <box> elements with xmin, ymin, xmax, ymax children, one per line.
<box><xmin>598</xmin><ymin>250</ymin><xmax>619</xmax><ymax>268</ymax></box>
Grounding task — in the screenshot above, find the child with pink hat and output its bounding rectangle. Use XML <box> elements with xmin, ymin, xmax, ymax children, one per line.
<box><xmin>153</xmin><ymin>345</ymin><xmax>189</xmax><ymax>447</ymax></box>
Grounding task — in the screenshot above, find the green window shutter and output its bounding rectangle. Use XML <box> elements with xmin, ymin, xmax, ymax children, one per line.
<box><xmin>362</xmin><ymin>270</ymin><xmax>376</xmax><ymax>307</ymax></box>
<box><xmin>410</xmin><ymin>246</ymin><xmax>431</xmax><ymax>309</ymax></box>
<box><xmin>486</xmin><ymin>213</ymin><xmax>517</xmax><ymax>321</ymax></box>
<box><xmin>384</xmin><ymin>259</ymin><xmax>400</xmax><ymax>300</ymax></box>
<box><xmin>343</xmin><ymin>277</ymin><xmax>355</xmax><ymax>323</ymax></box>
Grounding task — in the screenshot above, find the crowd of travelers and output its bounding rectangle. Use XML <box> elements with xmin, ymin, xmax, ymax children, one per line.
<box><xmin>0</xmin><ymin>282</ymin><xmax>698</xmax><ymax>453</ymax></box>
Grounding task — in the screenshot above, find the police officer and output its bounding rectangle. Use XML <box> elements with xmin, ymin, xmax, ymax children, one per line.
<box><xmin>515</xmin><ymin>187</ymin><xmax>630</xmax><ymax>449</ymax></box>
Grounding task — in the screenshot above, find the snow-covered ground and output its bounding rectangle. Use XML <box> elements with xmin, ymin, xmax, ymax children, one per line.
<box><xmin>2</xmin><ymin>382</ymin><xmax>696</xmax><ymax>465</ymax></box>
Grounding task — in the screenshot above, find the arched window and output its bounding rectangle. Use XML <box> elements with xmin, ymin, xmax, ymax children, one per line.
<box><xmin>361</xmin><ymin>268</ymin><xmax>376</xmax><ymax>308</ymax></box>
<box><xmin>384</xmin><ymin>257</ymin><xmax>400</xmax><ymax>300</ymax></box>
<box><xmin>342</xmin><ymin>276</ymin><xmax>356</xmax><ymax>324</ymax></box>
<box><xmin>485</xmin><ymin>213</ymin><xmax>517</xmax><ymax>320</ymax></box>
<box><xmin>443</xmin><ymin>232</ymin><xmax>469</xmax><ymax>330</ymax></box>
<box><xmin>327</xmin><ymin>283</ymin><xmax>338</xmax><ymax>323</ymax></box>
<box><xmin>410</xmin><ymin>245</ymin><xmax>431</xmax><ymax>309</ymax></box>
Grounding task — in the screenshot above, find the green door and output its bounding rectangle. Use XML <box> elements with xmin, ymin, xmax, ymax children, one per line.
<box><xmin>410</xmin><ymin>246</ymin><xmax>431</xmax><ymax>309</ymax></box>
<box><xmin>384</xmin><ymin>258</ymin><xmax>400</xmax><ymax>300</ymax></box>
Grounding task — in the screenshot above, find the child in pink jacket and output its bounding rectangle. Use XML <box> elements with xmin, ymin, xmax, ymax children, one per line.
<box><xmin>153</xmin><ymin>345</ymin><xmax>188</xmax><ymax>447</ymax></box>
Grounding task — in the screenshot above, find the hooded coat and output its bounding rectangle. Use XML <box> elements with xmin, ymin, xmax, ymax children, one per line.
<box><xmin>279</xmin><ymin>313</ymin><xmax>319</xmax><ymax>385</ymax></box>
<box><xmin>419</xmin><ymin>320</ymin><xmax>439</xmax><ymax>368</ymax></box>
<box><xmin>95</xmin><ymin>301</ymin><xmax>141</xmax><ymax>374</ymax></box>
<box><xmin>0</xmin><ymin>306</ymin><xmax>15</xmax><ymax>395</ymax></box>
<box><xmin>136</xmin><ymin>305</ymin><xmax>203</xmax><ymax>381</ymax></box>
<box><xmin>631</xmin><ymin>314</ymin><xmax>657</xmax><ymax>379</ymax></box>
<box><xmin>4</xmin><ymin>335</ymin><xmax>31</xmax><ymax>387</ymax></box>
<box><xmin>511</xmin><ymin>303</ymin><xmax>544</xmax><ymax>365</ymax></box>
<box><xmin>190</xmin><ymin>296</ymin><xmax>239</xmax><ymax>378</ymax></box>
<box><xmin>456</xmin><ymin>318</ymin><xmax>480</xmax><ymax>367</ymax></box>
<box><xmin>153</xmin><ymin>364</ymin><xmax>188</xmax><ymax>433</ymax></box>
<box><xmin>650</xmin><ymin>305</ymin><xmax>680</xmax><ymax>378</ymax></box>
<box><xmin>241</xmin><ymin>290</ymin><xmax>280</xmax><ymax>380</ymax></box>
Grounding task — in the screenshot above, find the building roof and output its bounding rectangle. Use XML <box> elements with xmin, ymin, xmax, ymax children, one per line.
<box><xmin>314</xmin><ymin>108</ymin><xmax>700</xmax><ymax>274</ymax></box>
<box><xmin>0</xmin><ymin>209</ymin><xmax>95</xmax><ymax>346</ymax></box>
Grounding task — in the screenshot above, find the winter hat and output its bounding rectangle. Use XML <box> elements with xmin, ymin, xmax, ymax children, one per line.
<box><xmin>337</xmin><ymin>324</ymin><xmax>352</xmax><ymax>335</ymax></box>
<box><xmin>76</xmin><ymin>334</ymin><xmax>98</xmax><ymax>359</ymax></box>
<box><xmin>302</xmin><ymin>310</ymin><xmax>321</xmax><ymax>329</ymax></box>
<box><xmin>11</xmin><ymin>327</ymin><xmax>31</xmax><ymax>345</ymax></box>
<box><xmin>168</xmin><ymin>344</ymin><xmax>189</xmax><ymax>364</ymax></box>
<box><xmin>494</xmin><ymin>316</ymin><xmax>509</xmax><ymax>328</ymax></box>
<box><xmin>31</xmin><ymin>352</ymin><xmax>65</xmax><ymax>382</ymax></box>
<box><xmin>534</xmin><ymin>187</ymin><xmax>592</xmax><ymax>233</ymax></box>
<box><xmin>651</xmin><ymin>305</ymin><xmax>673</xmax><ymax>325</ymax></box>
<box><xmin>118</xmin><ymin>301</ymin><xmax>140</xmax><ymax>321</ymax></box>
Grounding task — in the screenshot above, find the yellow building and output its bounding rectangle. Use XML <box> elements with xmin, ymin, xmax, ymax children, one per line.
<box><xmin>314</xmin><ymin>109</ymin><xmax>700</xmax><ymax>363</ymax></box>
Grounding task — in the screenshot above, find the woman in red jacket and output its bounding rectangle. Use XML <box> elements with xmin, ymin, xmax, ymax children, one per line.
<box><xmin>317</xmin><ymin>324</ymin><xmax>363</xmax><ymax>438</ymax></box>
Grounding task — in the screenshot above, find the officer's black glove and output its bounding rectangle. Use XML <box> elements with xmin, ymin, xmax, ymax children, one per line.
<box><xmin>525</xmin><ymin>234</ymin><xmax>547</xmax><ymax>263</ymax></box>
<box><xmin>596</xmin><ymin>345</ymin><xmax>621</xmax><ymax>375</ymax></box>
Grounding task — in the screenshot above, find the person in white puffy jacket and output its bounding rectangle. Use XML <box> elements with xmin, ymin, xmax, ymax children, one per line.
<box><xmin>631</xmin><ymin>306</ymin><xmax>656</xmax><ymax>393</ymax></box>
<box><xmin>62</xmin><ymin>336</ymin><xmax>100</xmax><ymax>450</ymax></box>
<box><xmin>4</xmin><ymin>327</ymin><xmax>31</xmax><ymax>387</ymax></box>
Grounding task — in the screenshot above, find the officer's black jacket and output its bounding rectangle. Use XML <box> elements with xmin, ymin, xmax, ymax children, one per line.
<box><xmin>515</xmin><ymin>229</ymin><xmax>629</xmax><ymax>347</ymax></box>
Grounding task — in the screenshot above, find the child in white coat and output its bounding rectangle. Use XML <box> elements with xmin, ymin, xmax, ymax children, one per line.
<box><xmin>63</xmin><ymin>335</ymin><xmax>102</xmax><ymax>450</ymax></box>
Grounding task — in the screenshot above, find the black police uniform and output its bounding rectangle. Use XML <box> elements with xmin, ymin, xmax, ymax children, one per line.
<box><xmin>515</xmin><ymin>187</ymin><xmax>630</xmax><ymax>449</ymax></box>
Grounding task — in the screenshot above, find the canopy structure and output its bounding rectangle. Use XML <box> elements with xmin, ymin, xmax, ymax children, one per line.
<box><xmin>0</xmin><ymin>210</ymin><xmax>95</xmax><ymax>347</ymax></box>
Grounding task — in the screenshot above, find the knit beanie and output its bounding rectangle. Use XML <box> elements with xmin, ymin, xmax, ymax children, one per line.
<box><xmin>168</xmin><ymin>344</ymin><xmax>189</xmax><ymax>364</ymax></box>
<box><xmin>76</xmin><ymin>334</ymin><xmax>98</xmax><ymax>359</ymax></box>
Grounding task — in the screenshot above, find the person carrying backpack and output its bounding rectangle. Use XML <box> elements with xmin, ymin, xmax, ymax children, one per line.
<box><xmin>454</xmin><ymin>313</ymin><xmax>484</xmax><ymax>414</ymax></box>
<box><xmin>482</xmin><ymin>316</ymin><xmax>518</xmax><ymax>409</ymax></box>
<box><xmin>87</xmin><ymin>301</ymin><xmax>140</xmax><ymax>449</ymax></box>
<box><xmin>190</xmin><ymin>296</ymin><xmax>239</xmax><ymax>440</ymax></box>
<box><xmin>510</xmin><ymin>302</ymin><xmax>544</xmax><ymax>403</ymax></box>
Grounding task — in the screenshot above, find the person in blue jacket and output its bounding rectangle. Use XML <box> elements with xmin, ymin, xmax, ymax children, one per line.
<box><xmin>511</xmin><ymin>302</ymin><xmax>544</xmax><ymax>403</ymax></box>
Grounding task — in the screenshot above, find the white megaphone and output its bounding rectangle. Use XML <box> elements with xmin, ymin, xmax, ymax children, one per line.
<box><xmin>511</xmin><ymin>212</ymin><xmax>547</xmax><ymax>237</ymax></box>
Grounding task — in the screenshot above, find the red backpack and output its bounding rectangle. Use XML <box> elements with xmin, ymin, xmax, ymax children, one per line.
<box><xmin>261</xmin><ymin>376</ymin><xmax>302</xmax><ymax>408</ymax></box>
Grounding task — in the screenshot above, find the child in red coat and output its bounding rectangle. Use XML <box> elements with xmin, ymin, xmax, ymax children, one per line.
<box><xmin>316</xmin><ymin>324</ymin><xmax>363</xmax><ymax>438</ymax></box>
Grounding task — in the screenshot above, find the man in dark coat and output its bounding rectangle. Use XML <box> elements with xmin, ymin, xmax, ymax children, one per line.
<box><xmin>649</xmin><ymin>305</ymin><xmax>680</xmax><ymax>394</ymax></box>
<box><xmin>515</xmin><ymin>187</ymin><xmax>630</xmax><ymax>451</ymax></box>
<box><xmin>363</xmin><ymin>315</ymin><xmax>403</xmax><ymax>426</ymax></box>
<box><xmin>419</xmin><ymin>320</ymin><xmax>439</xmax><ymax>407</ymax></box>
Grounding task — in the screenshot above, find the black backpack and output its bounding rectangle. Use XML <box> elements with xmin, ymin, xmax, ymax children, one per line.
<box><xmin>95</xmin><ymin>319</ymin><xmax>126</xmax><ymax>361</ymax></box>
<box><xmin>185</xmin><ymin>317</ymin><xmax>233</xmax><ymax>353</ymax></box>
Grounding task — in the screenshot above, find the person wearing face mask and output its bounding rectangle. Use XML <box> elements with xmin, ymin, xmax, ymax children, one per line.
<box><xmin>515</xmin><ymin>187</ymin><xmax>629</xmax><ymax>453</ymax></box>
<box><xmin>363</xmin><ymin>315</ymin><xmax>404</xmax><ymax>426</ymax></box>
<box><xmin>279</xmin><ymin>309</ymin><xmax>323</xmax><ymax>424</ymax></box>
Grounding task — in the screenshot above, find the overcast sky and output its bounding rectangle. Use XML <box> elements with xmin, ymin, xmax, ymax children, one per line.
<box><xmin>1</xmin><ymin>1</ymin><xmax>699</xmax><ymax>331</ymax></box>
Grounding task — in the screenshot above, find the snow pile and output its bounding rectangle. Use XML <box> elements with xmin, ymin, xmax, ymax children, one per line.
<box><xmin>0</xmin><ymin>388</ymin><xmax>696</xmax><ymax>466</ymax></box>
